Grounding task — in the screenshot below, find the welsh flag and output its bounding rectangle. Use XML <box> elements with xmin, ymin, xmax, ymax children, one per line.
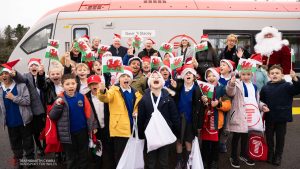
<box><xmin>150</xmin><ymin>56</ymin><xmax>163</xmax><ymax>70</ymax></box>
<box><xmin>74</xmin><ymin>38</ymin><xmax>95</xmax><ymax>62</ymax></box>
<box><xmin>195</xmin><ymin>41</ymin><xmax>208</xmax><ymax>52</ymax></box>
<box><xmin>237</xmin><ymin>58</ymin><xmax>256</xmax><ymax>72</ymax></box>
<box><xmin>197</xmin><ymin>81</ymin><xmax>214</xmax><ymax>99</ymax></box>
<box><xmin>291</xmin><ymin>48</ymin><xmax>296</xmax><ymax>63</ymax></box>
<box><xmin>102</xmin><ymin>56</ymin><xmax>124</xmax><ymax>73</ymax></box>
<box><xmin>132</xmin><ymin>34</ymin><xmax>143</xmax><ymax>49</ymax></box>
<box><xmin>48</xmin><ymin>39</ymin><xmax>59</xmax><ymax>48</ymax></box>
<box><xmin>97</xmin><ymin>44</ymin><xmax>110</xmax><ymax>55</ymax></box>
<box><xmin>170</xmin><ymin>55</ymin><xmax>184</xmax><ymax>70</ymax></box>
<box><xmin>45</xmin><ymin>46</ymin><xmax>59</xmax><ymax>60</ymax></box>
<box><xmin>159</xmin><ymin>43</ymin><xmax>173</xmax><ymax>53</ymax></box>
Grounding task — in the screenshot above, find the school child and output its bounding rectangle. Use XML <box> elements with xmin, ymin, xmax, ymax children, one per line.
<box><xmin>97</xmin><ymin>66</ymin><xmax>142</xmax><ymax>166</ymax></box>
<box><xmin>201</xmin><ymin>67</ymin><xmax>231</xmax><ymax>169</ymax></box>
<box><xmin>49</xmin><ymin>74</ymin><xmax>97</xmax><ymax>169</ymax></box>
<box><xmin>226</xmin><ymin>61</ymin><xmax>268</xmax><ymax>168</ymax></box>
<box><xmin>170</xmin><ymin>64</ymin><xmax>204</xmax><ymax>169</ymax></box>
<box><xmin>250</xmin><ymin>54</ymin><xmax>269</xmax><ymax>92</ymax></box>
<box><xmin>86</xmin><ymin>75</ymin><xmax>112</xmax><ymax>169</ymax></box>
<box><xmin>128</xmin><ymin>57</ymin><xmax>147</xmax><ymax>94</ymax></box>
<box><xmin>260</xmin><ymin>65</ymin><xmax>300</xmax><ymax>166</ymax></box>
<box><xmin>159</xmin><ymin>60</ymin><xmax>172</xmax><ymax>88</ymax></box>
<box><xmin>76</xmin><ymin>63</ymin><xmax>90</xmax><ymax>94</ymax></box>
<box><xmin>91</xmin><ymin>59</ymin><xmax>111</xmax><ymax>88</ymax></box>
<box><xmin>142</xmin><ymin>57</ymin><xmax>151</xmax><ymax>77</ymax></box>
<box><xmin>0</xmin><ymin>59</ymin><xmax>35</xmax><ymax>168</ymax></box>
<box><xmin>137</xmin><ymin>71</ymin><xmax>180</xmax><ymax>169</ymax></box>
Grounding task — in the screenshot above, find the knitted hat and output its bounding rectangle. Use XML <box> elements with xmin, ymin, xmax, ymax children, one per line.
<box><xmin>28</xmin><ymin>58</ymin><xmax>41</xmax><ymax>68</ymax></box>
<box><xmin>128</xmin><ymin>57</ymin><xmax>142</xmax><ymax>68</ymax></box>
<box><xmin>116</xmin><ymin>66</ymin><xmax>133</xmax><ymax>82</ymax></box>
<box><xmin>0</xmin><ymin>59</ymin><xmax>20</xmax><ymax>74</ymax></box>
<box><xmin>220</xmin><ymin>59</ymin><xmax>236</xmax><ymax>72</ymax></box>
<box><xmin>147</xmin><ymin>70</ymin><xmax>165</xmax><ymax>87</ymax></box>
<box><xmin>205</xmin><ymin>67</ymin><xmax>220</xmax><ymax>81</ymax></box>
<box><xmin>142</xmin><ymin>57</ymin><xmax>151</xmax><ymax>63</ymax></box>
<box><xmin>87</xmin><ymin>75</ymin><xmax>101</xmax><ymax>85</ymax></box>
<box><xmin>201</xmin><ymin>34</ymin><xmax>209</xmax><ymax>42</ymax></box>
<box><xmin>113</xmin><ymin>33</ymin><xmax>121</xmax><ymax>41</ymax></box>
<box><xmin>250</xmin><ymin>54</ymin><xmax>263</xmax><ymax>65</ymax></box>
<box><xmin>181</xmin><ymin>64</ymin><xmax>197</xmax><ymax>78</ymax></box>
<box><xmin>159</xmin><ymin>60</ymin><xmax>172</xmax><ymax>74</ymax></box>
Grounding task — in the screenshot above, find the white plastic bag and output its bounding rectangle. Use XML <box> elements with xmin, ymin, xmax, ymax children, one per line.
<box><xmin>187</xmin><ymin>137</ymin><xmax>204</xmax><ymax>169</ymax></box>
<box><xmin>117</xmin><ymin>119</ymin><xmax>145</xmax><ymax>169</ymax></box>
<box><xmin>144</xmin><ymin>91</ymin><xmax>177</xmax><ymax>153</ymax></box>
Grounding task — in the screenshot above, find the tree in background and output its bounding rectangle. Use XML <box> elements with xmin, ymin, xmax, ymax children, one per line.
<box><xmin>0</xmin><ymin>24</ymin><xmax>29</xmax><ymax>63</ymax></box>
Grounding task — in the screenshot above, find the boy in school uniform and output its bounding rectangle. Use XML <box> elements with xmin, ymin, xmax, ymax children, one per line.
<box><xmin>49</xmin><ymin>74</ymin><xmax>97</xmax><ymax>169</ymax></box>
<box><xmin>97</xmin><ymin>66</ymin><xmax>142</xmax><ymax>166</ymax></box>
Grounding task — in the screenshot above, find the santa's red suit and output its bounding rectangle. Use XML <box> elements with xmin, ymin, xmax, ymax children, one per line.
<box><xmin>254</xmin><ymin>27</ymin><xmax>292</xmax><ymax>74</ymax></box>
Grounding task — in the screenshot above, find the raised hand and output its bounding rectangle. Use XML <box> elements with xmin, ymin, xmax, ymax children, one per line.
<box><xmin>170</xmin><ymin>79</ymin><xmax>177</xmax><ymax>88</ymax></box>
<box><xmin>38</xmin><ymin>64</ymin><xmax>45</xmax><ymax>75</ymax></box>
<box><xmin>99</xmin><ymin>82</ymin><xmax>106</xmax><ymax>93</ymax></box>
<box><xmin>290</xmin><ymin>69</ymin><xmax>298</xmax><ymax>81</ymax></box>
<box><xmin>230</xmin><ymin>72</ymin><xmax>236</xmax><ymax>85</ymax></box>
<box><xmin>236</xmin><ymin>48</ymin><xmax>244</xmax><ymax>58</ymax></box>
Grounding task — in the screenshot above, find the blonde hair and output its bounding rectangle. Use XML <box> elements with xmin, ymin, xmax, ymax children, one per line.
<box><xmin>76</xmin><ymin>63</ymin><xmax>89</xmax><ymax>71</ymax></box>
<box><xmin>227</xmin><ymin>34</ymin><xmax>238</xmax><ymax>43</ymax></box>
<box><xmin>48</xmin><ymin>60</ymin><xmax>64</xmax><ymax>74</ymax></box>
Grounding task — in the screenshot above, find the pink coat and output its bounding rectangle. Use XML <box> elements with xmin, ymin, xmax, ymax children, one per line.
<box><xmin>225</xmin><ymin>80</ymin><xmax>265</xmax><ymax>133</ymax></box>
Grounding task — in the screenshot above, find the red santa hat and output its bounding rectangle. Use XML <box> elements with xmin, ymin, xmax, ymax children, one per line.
<box><xmin>201</xmin><ymin>34</ymin><xmax>209</xmax><ymax>42</ymax></box>
<box><xmin>146</xmin><ymin>38</ymin><xmax>155</xmax><ymax>45</ymax></box>
<box><xmin>255</xmin><ymin>26</ymin><xmax>282</xmax><ymax>44</ymax></box>
<box><xmin>142</xmin><ymin>57</ymin><xmax>151</xmax><ymax>63</ymax></box>
<box><xmin>128</xmin><ymin>57</ymin><xmax>142</xmax><ymax>68</ymax></box>
<box><xmin>87</xmin><ymin>75</ymin><xmax>101</xmax><ymax>85</ymax></box>
<box><xmin>102</xmin><ymin>51</ymin><xmax>112</xmax><ymax>57</ymax></box>
<box><xmin>205</xmin><ymin>67</ymin><xmax>220</xmax><ymax>81</ymax></box>
<box><xmin>113</xmin><ymin>33</ymin><xmax>121</xmax><ymax>41</ymax></box>
<box><xmin>1</xmin><ymin>59</ymin><xmax>20</xmax><ymax>74</ymax></box>
<box><xmin>147</xmin><ymin>70</ymin><xmax>165</xmax><ymax>88</ymax></box>
<box><xmin>116</xmin><ymin>66</ymin><xmax>133</xmax><ymax>82</ymax></box>
<box><xmin>250</xmin><ymin>53</ymin><xmax>263</xmax><ymax>65</ymax></box>
<box><xmin>82</xmin><ymin>35</ymin><xmax>90</xmax><ymax>41</ymax></box>
<box><xmin>181</xmin><ymin>35</ymin><xmax>188</xmax><ymax>41</ymax></box>
<box><xmin>159</xmin><ymin>60</ymin><xmax>172</xmax><ymax>74</ymax></box>
<box><xmin>180</xmin><ymin>64</ymin><xmax>197</xmax><ymax>78</ymax></box>
<box><xmin>28</xmin><ymin>58</ymin><xmax>41</xmax><ymax>68</ymax></box>
<box><xmin>220</xmin><ymin>59</ymin><xmax>236</xmax><ymax>72</ymax></box>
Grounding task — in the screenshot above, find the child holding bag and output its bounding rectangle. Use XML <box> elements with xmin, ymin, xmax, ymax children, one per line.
<box><xmin>138</xmin><ymin>71</ymin><xmax>180</xmax><ymax>169</ymax></box>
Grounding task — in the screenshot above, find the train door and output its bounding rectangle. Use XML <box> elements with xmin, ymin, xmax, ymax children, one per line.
<box><xmin>67</xmin><ymin>25</ymin><xmax>90</xmax><ymax>52</ymax></box>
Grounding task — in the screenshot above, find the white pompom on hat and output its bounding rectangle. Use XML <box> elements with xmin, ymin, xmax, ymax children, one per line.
<box><xmin>147</xmin><ymin>70</ymin><xmax>165</xmax><ymax>88</ymax></box>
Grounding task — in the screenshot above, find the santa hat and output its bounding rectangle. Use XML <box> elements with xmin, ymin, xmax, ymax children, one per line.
<box><xmin>113</xmin><ymin>33</ymin><xmax>121</xmax><ymax>41</ymax></box>
<box><xmin>147</xmin><ymin>70</ymin><xmax>165</xmax><ymax>87</ymax></box>
<box><xmin>201</xmin><ymin>34</ymin><xmax>209</xmax><ymax>42</ymax></box>
<box><xmin>159</xmin><ymin>60</ymin><xmax>172</xmax><ymax>74</ymax></box>
<box><xmin>142</xmin><ymin>57</ymin><xmax>151</xmax><ymax>63</ymax></box>
<box><xmin>128</xmin><ymin>57</ymin><xmax>142</xmax><ymax>68</ymax></box>
<box><xmin>146</xmin><ymin>38</ymin><xmax>155</xmax><ymax>45</ymax></box>
<box><xmin>250</xmin><ymin>53</ymin><xmax>263</xmax><ymax>65</ymax></box>
<box><xmin>82</xmin><ymin>35</ymin><xmax>90</xmax><ymax>41</ymax></box>
<box><xmin>0</xmin><ymin>59</ymin><xmax>20</xmax><ymax>74</ymax></box>
<box><xmin>116</xmin><ymin>66</ymin><xmax>133</xmax><ymax>82</ymax></box>
<box><xmin>87</xmin><ymin>75</ymin><xmax>101</xmax><ymax>85</ymax></box>
<box><xmin>102</xmin><ymin>51</ymin><xmax>112</xmax><ymax>57</ymax></box>
<box><xmin>181</xmin><ymin>35</ymin><xmax>188</xmax><ymax>41</ymax></box>
<box><xmin>255</xmin><ymin>26</ymin><xmax>282</xmax><ymax>44</ymax></box>
<box><xmin>220</xmin><ymin>59</ymin><xmax>236</xmax><ymax>72</ymax></box>
<box><xmin>205</xmin><ymin>67</ymin><xmax>220</xmax><ymax>81</ymax></box>
<box><xmin>181</xmin><ymin>64</ymin><xmax>197</xmax><ymax>78</ymax></box>
<box><xmin>28</xmin><ymin>58</ymin><xmax>41</xmax><ymax>68</ymax></box>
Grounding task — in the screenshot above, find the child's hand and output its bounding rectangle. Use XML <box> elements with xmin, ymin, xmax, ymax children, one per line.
<box><xmin>132</xmin><ymin>112</ymin><xmax>137</xmax><ymax>117</ymax></box>
<box><xmin>201</xmin><ymin>95</ymin><xmax>208</xmax><ymax>104</ymax></box>
<box><xmin>99</xmin><ymin>82</ymin><xmax>106</xmax><ymax>93</ymax></box>
<box><xmin>127</xmin><ymin>38</ymin><xmax>133</xmax><ymax>47</ymax></box>
<box><xmin>192</xmin><ymin>57</ymin><xmax>199</xmax><ymax>68</ymax></box>
<box><xmin>56</xmin><ymin>98</ymin><xmax>64</xmax><ymax>105</ymax></box>
<box><xmin>38</xmin><ymin>64</ymin><xmax>45</xmax><ymax>75</ymax></box>
<box><xmin>10</xmin><ymin>69</ymin><xmax>16</xmax><ymax>77</ymax></box>
<box><xmin>290</xmin><ymin>69</ymin><xmax>298</xmax><ymax>81</ymax></box>
<box><xmin>211</xmin><ymin>99</ymin><xmax>219</xmax><ymax>107</ymax></box>
<box><xmin>262</xmin><ymin>105</ymin><xmax>270</xmax><ymax>113</ymax></box>
<box><xmin>93</xmin><ymin>129</ymin><xmax>98</xmax><ymax>134</ymax></box>
<box><xmin>170</xmin><ymin>79</ymin><xmax>177</xmax><ymax>88</ymax></box>
<box><xmin>64</xmin><ymin>52</ymin><xmax>71</xmax><ymax>66</ymax></box>
<box><xmin>5</xmin><ymin>92</ymin><xmax>15</xmax><ymax>100</ymax></box>
<box><xmin>230</xmin><ymin>72</ymin><xmax>236</xmax><ymax>85</ymax></box>
<box><xmin>236</xmin><ymin>48</ymin><xmax>244</xmax><ymax>58</ymax></box>
<box><xmin>146</xmin><ymin>72</ymin><xmax>151</xmax><ymax>78</ymax></box>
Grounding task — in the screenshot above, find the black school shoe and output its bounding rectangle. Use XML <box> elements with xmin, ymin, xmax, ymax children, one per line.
<box><xmin>273</xmin><ymin>155</ymin><xmax>282</xmax><ymax>166</ymax></box>
<box><xmin>239</xmin><ymin>156</ymin><xmax>255</xmax><ymax>166</ymax></box>
<box><xmin>229</xmin><ymin>158</ymin><xmax>240</xmax><ymax>168</ymax></box>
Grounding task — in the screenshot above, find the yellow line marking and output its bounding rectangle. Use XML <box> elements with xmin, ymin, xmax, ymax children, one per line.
<box><xmin>293</xmin><ymin>107</ymin><xmax>300</xmax><ymax>115</ymax></box>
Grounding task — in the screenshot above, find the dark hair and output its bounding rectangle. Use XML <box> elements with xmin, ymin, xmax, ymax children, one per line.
<box><xmin>180</xmin><ymin>40</ymin><xmax>191</xmax><ymax>48</ymax></box>
<box><xmin>61</xmin><ymin>74</ymin><xmax>76</xmax><ymax>84</ymax></box>
<box><xmin>268</xmin><ymin>64</ymin><xmax>283</xmax><ymax>73</ymax></box>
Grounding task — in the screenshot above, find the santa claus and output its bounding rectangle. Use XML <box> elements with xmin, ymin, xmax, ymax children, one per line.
<box><xmin>254</xmin><ymin>27</ymin><xmax>291</xmax><ymax>75</ymax></box>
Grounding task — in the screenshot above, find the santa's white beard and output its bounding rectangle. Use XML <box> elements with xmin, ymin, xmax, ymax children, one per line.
<box><xmin>254</xmin><ymin>37</ymin><xmax>283</xmax><ymax>57</ymax></box>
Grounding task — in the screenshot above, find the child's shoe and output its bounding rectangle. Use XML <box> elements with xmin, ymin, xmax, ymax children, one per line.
<box><xmin>239</xmin><ymin>156</ymin><xmax>255</xmax><ymax>166</ymax></box>
<box><xmin>229</xmin><ymin>157</ymin><xmax>240</xmax><ymax>168</ymax></box>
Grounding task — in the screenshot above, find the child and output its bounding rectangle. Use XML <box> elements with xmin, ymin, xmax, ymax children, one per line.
<box><xmin>137</xmin><ymin>71</ymin><xmax>180</xmax><ymax>169</ymax></box>
<box><xmin>12</xmin><ymin>58</ymin><xmax>46</xmax><ymax>157</ymax></box>
<box><xmin>91</xmin><ymin>59</ymin><xmax>111</xmax><ymax>88</ymax></box>
<box><xmin>250</xmin><ymin>54</ymin><xmax>268</xmax><ymax>92</ymax></box>
<box><xmin>49</xmin><ymin>74</ymin><xmax>97</xmax><ymax>169</ymax></box>
<box><xmin>170</xmin><ymin>64</ymin><xmax>204</xmax><ymax>169</ymax></box>
<box><xmin>159</xmin><ymin>60</ymin><xmax>172</xmax><ymax>88</ymax></box>
<box><xmin>76</xmin><ymin>63</ymin><xmax>90</xmax><ymax>94</ymax></box>
<box><xmin>142</xmin><ymin>57</ymin><xmax>151</xmax><ymax>77</ymax></box>
<box><xmin>97</xmin><ymin>66</ymin><xmax>142</xmax><ymax>166</ymax></box>
<box><xmin>0</xmin><ymin>59</ymin><xmax>35</xmax><ymax>168</ymax></box>
<box><xmin>219</xmin><ymin>59</ymin><xmax>235</xmax><ymax>86</ymax></box>
<box><xmin>226</xmin><ymin>62</ymin><xmax>268</xmax><ymax>168</ymax></box>
<box><xmin>260</xmin><ymin>65</ymin><xmax>300</xmax><ymax>166</ymax></box>
<box><xmin>128</xmin><ymin>57</ymin><xmax>147</xmax><ymax>94</ymax></box>
<box><xmin>201</xmin><ymin>67</ymin><xmax>231</xmax><ymax>169</ymax></box>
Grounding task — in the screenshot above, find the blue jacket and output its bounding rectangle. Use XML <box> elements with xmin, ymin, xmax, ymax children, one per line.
<box><xmin>260</xmin><ymin>78</ymin><xmax>300</xmax><ymax>122</ymax></box>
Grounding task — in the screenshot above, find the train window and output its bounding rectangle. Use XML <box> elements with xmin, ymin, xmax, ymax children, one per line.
<box><xmin>21</xmin><ymin>24</ymin><xmax>53</xmax><ymax>54</ymax></box>
<box><xmin>283</xmin><ymin>34</ymin><xmax>300</xmax><ymax>71</ymax></box>
<box><xmin>73</xmin><ymin>28</ymin><xmax>88</xmax><ymax>40</ymax></box>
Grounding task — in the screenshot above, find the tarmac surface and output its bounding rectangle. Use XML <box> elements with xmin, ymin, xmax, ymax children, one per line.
<box><xmin>0</xmin><ymin>115</ymin><xmax>300</xmax><ymax>169</ymax></box>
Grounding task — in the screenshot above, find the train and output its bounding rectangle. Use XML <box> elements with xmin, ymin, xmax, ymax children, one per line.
<box><xmin>8</xmin><ymin>0</ymin><xmax>300</xmax><ymax>72</ymax></box>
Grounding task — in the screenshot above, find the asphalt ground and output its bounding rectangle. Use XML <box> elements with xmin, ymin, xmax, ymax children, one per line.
<box><xmin>1</xmin><ymin>113</ymin><xmax>300</xmax><ymax>169</ymax></box>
